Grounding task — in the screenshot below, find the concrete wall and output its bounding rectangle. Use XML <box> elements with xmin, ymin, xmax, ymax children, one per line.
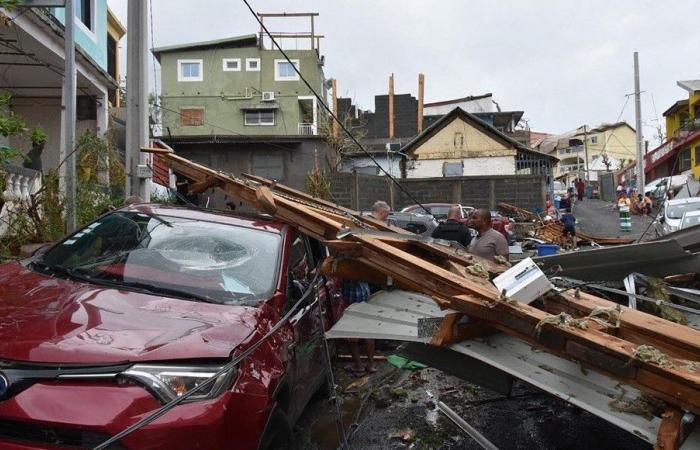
<box><xmin>160</xmin><ymin>48</ymin><xmax>325</xmax><ymax>137</ymax></box>
<box><xmin>330</xmin><ymin>172</ymin><xmax>546</xmax><ymax>212</ymax></box>
<box><xmin>407</xmin><ymin>156</ymin><xmax>515</xmax><ymax>178</ymax></box>
<box><xmin>413</xmin><ymin>119</ymin><xmax>515</xmax><ymax>160</ymax></box>
<box><xmin>339</xmin><ymin>155</ymin><xmax>402</xmax><ymax>177</ymax></box>
<box><xmin>168</xmin><ymin>137</ymin><xmax>331</xmax><ymax>207</ymax></box>
<box><xmin>9</xmin><ymin>97</ymin><xmax>96</xmax><ymax>173</ymax></box>
<box><xmin>52</xmin><ymin>0</ymin><xmax>109</xmax><ymax>70</ymax></box>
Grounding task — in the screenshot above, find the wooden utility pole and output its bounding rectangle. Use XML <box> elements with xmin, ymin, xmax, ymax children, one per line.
<box><xmin>389</xmin><ymin>73</ymin><xmax>395</xmax><ymax>139</ymax></box>
<box><xmin>332</xmin><ymin>79</ymin><xmax>339</xmax><ymax>138</ymax></box>
<box><xmin>417</xmin><ymin>73</ymin><xmax>425</xmax><ymax>133</ymax></box>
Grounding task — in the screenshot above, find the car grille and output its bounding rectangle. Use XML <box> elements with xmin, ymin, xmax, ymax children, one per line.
<box><xmin>0</xmin><ymin>420</ymin><xmax>124</xmax><ymax>449</ymax></box>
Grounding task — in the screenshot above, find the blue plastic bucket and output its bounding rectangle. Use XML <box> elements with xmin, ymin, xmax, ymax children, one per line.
<box><xmin>537</xmin><ymin>244</ymin><xmax>560</xmax><ymax>256</ymax></box>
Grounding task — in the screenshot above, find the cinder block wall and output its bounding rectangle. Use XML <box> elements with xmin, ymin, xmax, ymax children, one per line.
<box><xmin>330</xmin><ymin>173</ymin><xmax>546</xmax><ymax>212</ymax></box>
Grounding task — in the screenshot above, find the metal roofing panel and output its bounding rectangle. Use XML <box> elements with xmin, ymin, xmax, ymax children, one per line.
<box><xmin>327</xmin><ymin>290</ymin><xmax>669</xmax><ymax>444</ymax></box>
<box><xmin>534</xmin><ymin>239</ymin><xmax>700</xmax><ymax>281</ymax></box>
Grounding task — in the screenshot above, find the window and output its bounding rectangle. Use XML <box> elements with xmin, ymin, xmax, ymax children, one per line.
<box><xmin>274</xmin><ymin>59</ymin><xmax>300</xmax><ymax>81</ymax></box>
<box><xmin>453</xmin><ymin>132</ymin><xmax>464</xmax><ymax>149</ymax></box>
<box><xmin>695</xmin><ymin>146</ymin><xmax>700</xmax><ymax>167</ymax></box>
<box><xmin>76</xmin><ymin>0</ymin><xmax>93</xmax><ymax>31</ymax></box>
<box><xmin>246</xmin><ymin>58</ymin><xmax>260</xmax><ymax>71</ymax></box>
<box><xmin>590</xmin><ymin>136</ymin><xmax>598</xmax><ymax>144</ymax></box>
<box><xmin>180</xmin><ymin>108</ymin><xmax>204</xmax><ymax>126</ymax></box>
<box><xmin>443</xmin><ymin>161</ymin><xmax>463</xmax><ymax>177</ymax></box>
<box><xmin>245</xmin><ymin>110</ymin><xmax>275</xmax><ymax>126</ymax></box>
<box><xmin>680</xmin><ymin>148</ymin><xmax>692</xmax><ymax>171</ymax></box>
<box><xmin>222</xmin><ymin>58</ymin><xmax>241</xmax><ymax>72</ymax></box>
<box><xmin>178</xmin><ymin>59</ymin><xmax>203</xmax><ymax>82</ymax></box>
<box><xmin>252</xmin><ymin>152</ymin><xmax>284</xmax><ymax>180</ymax></box>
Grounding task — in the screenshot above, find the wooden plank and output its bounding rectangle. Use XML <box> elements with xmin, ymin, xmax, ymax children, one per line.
<box><xmin>656</xmin><ymin>406</ymin><xmax>683</xmax><ymax>450</ymax></box>
<box><xmin>188</xmin><ymin>176</ymin><xmax>221</xmax><ymax>195</ymax></box>
<box><xmin>552</xmin><ymin>291</ymin><xmax>700</xmax><ymax>360</ymax></box>
<box><xmin>255</xmin><ymin>186</ymin><xmax>277</xmax><ymax>214</ymax></box>
<box><xmin>448</xmin><ymin>294</ymin><xmax>700</xmax><ymax>414</ymax></box>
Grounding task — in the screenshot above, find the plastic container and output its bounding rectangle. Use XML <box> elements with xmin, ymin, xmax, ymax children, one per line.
<box><xmin>536</xmin><ymin>244</ymin><xmax>560</xmax><ymax>257</ymax></box>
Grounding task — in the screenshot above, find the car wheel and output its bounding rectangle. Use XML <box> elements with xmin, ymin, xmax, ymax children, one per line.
<box><xmin>259</xmin><ymin>408</ymin><xmax>294</xmax><ymax>450</ymax></box>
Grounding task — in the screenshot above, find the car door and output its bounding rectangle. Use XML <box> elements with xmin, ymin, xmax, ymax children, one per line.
<box><xmin>286</xmin><ymin>232</ymin><xmax>325</xmax><ymax>420</ymax></box>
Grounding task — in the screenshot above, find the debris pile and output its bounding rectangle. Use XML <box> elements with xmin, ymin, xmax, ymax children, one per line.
<box><xmin>147</xmin><ymin>147</ymin><xmax>700</xmax><ymax>449</ymax></box>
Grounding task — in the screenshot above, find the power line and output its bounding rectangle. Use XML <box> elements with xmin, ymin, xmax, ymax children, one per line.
<box><xmin>240</xmin><ymin>0</ymin><xmax>430</xmax><ymax>214</ymax></box>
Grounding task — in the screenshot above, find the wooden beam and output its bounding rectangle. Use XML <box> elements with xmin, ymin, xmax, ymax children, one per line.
<box><xmin>389</xmin><ymin>73</ymin><xmax>395</xmax><ymax>139</ymax></box>
<box><xmin>417</xmin><ymin>73</ymin><xmax>424</xmax><ymax>133</ymax></box>
<box><xmin>188</xmin><ymin>176</ymin><xmax>220</xmax><ymax>195</ymax></box>
<box><xmin>656</xmin><ymin>406</ymin><xmax>683</xmax><ymax>450</ymax></box>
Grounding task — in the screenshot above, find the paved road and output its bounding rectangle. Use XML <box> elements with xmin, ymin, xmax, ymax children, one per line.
<box><xmin>572</xmin><ymin>198</ymin><xmax>656</xmax><ymax>242</ymax></box>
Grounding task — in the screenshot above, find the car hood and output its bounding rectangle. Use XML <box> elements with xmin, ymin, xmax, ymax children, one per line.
<box><xmin>0</xmin><ymin>262</ymin><xmax>262</xmax><ymax>364</ymax></box>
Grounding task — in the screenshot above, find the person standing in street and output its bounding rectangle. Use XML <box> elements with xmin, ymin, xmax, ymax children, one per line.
<box><xmin>468</xmin><ymin>209</ymin><xmax>509</xmax><ymax>261</ymax></box>
<box><xmin>432</xmin><ymin>205</ymin><xmax>472</xmax><ymax>247</ymax></box>
<box><xmin>576</xmin><ymin>178</ymin><xmax>585</xmax><ymax>202</ymax></box>
<box><xmin>561</xmin><ymin>208</ymin><xmax>577</xmax><ymax>249</ymax></box>
<box><xmin>618</xmin><ymin>192</ymin><xmax>632</xmax><ymax>232</ymax></box>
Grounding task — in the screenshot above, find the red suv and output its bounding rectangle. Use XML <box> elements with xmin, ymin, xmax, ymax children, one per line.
<box><xmin>0</xmin><ymin>205</ymin><xmax>336</xmax><ymax>449</ymax></box>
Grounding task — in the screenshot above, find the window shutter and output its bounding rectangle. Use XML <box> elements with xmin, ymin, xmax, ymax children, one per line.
<box><xmin>181</xmin><ymin>108</ymin><xmax>204</xmax><ymax>126</ymax></box>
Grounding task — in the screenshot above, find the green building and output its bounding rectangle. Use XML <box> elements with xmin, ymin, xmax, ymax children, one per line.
<box><xmin>152</xmin><ymin>34</ymin><xmax>332</xmax><ymax>194</ymax></box>
<box><xmin>153</xmin><ymin>34</ymin><xmax>326</xmax><ymax>137</ymax></box>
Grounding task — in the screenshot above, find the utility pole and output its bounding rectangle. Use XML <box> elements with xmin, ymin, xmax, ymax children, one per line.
<box><xmin>126</xmin><ymin>0</ymin><xmax>151</xmax><ymax>200</ymax></box>
<box><xmin>583</xmin><ymin>124</ymin><xmax>589</xmax><ymax>186</ymax></box>
<box><xmin>63</xmin><ymin>0</ymin><xmax>77</xmax><ymax>232</ymax></box>
<box><xmin>417</xmin><ymin>73</ymin><xmax>424</xmax><ymax>133</ymax></box>
<box><xmin>634</xmin><ymin>52</ymin><xmax>645</xmax><ymax>190</ymax></box>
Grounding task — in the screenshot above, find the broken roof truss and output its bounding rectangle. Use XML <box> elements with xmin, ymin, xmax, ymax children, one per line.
<box><xmin>146</xmin><ymin>147</ymin><xmax>700</xmax><ymax>449</ymax></box>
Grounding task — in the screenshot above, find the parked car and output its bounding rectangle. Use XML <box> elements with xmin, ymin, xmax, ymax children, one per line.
<box><xmin>680</xmin><ymin>209</ymin><xmax>700</xmax><ymax>230</ymax></box>
<box><xmin>388</xmin><ymin>211</ymin><xmax>439</xmax><ymax>236</ymax></box>
<box><xmin>644</xmin><ymin>174</ymin><xmax>690</xmax><ymax>203</ymax></box>
<box><xmin>657</xmin><ymin>197</ymin><xmax>700</xmax><ymax>235</ymax></box>
<box><xmin>0</xmin><ymin>205</ymin><xmax>338</xmax><ymax>450</ymax></box>
<box><xmin>401</xmin><ymin>203</ymin><xmax>472</xmax><ymax>222</ymax></box>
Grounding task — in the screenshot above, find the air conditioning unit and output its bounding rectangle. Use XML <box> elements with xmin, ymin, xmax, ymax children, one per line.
<box><xmin>262</xmin><ymin>91</ymin><xmax>275</xmax><ymax>102</ymax></box>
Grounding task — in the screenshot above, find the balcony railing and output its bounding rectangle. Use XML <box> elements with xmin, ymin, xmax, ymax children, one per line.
<box><xmin>0</xmin><ymin>165</ymin><xmax>42</xmax><ymax>237</ymax></box>
<box><xmin>298</xmin><ymin>123</ymin><xmax>316</xmax><ymax>135</ymax></box>
<box><xmin>558</xmin><ymin>145</ymin><xmax>584</xmax><ymax>156</ymax></box>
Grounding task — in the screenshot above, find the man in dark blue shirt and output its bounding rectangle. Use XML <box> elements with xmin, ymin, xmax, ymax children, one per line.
<box><xmin>561</xmin><ymin>208</ymin><xmax>577</xmax><ymax>249</ymax></box>
<box><xmin>431</xmin><ymin>205</ymin><xmax>472</xmax><ymax>248</ymax></box>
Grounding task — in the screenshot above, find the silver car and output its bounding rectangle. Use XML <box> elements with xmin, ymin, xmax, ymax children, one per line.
<box><xmin>658</xmin><ymin>197</ymin><xmax>700</xmax><ymax>235</ymax></box>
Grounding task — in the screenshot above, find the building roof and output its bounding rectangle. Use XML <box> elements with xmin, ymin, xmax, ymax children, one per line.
<box><xmin>663</xmin><ymin>99</ymin><xmax>689</xmax><ymax>117</ymax></box>
<box><xmin>587</xmin><ymin>121</ymin><xmax>635</xmax><ymax>134</ymax></box>
<box><xmin>678</xmin><ymin>80</ymin><xmax>700</xmax><ymax>93</ymax></box>
<box><xmin>401</xmin><ymin>107</ymin><xmax>557</xmax><ymax>161</ymax></box>
<box><xmin>107</xmin><ymin>8</ymin><xmax>126</xmax><ymax>39</ymax></box>
<box><xmin>423</xmin><ymin>93</ymin><xmax>492</xmax><ymax>108</ymax></box>
<box><xmin>152</xmin><ymin>34</ymin><xmax>258</xmax><ymax>59</ymax></box>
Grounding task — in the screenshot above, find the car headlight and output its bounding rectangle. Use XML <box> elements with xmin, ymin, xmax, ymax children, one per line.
<box><xmin>121</xmin><ymin>364</ymin><xmax>236</xmax><ymax>403</ymax></box>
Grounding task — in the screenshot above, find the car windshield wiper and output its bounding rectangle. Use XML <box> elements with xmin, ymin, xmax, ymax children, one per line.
<box><xmin>91</xmin><ymin>277</ymin><xmax>218</xmax><ymax>304</ymax></box>
<box><xmin>31</xmin><ymin>261</ymin><xmax>217</xmax><ymax>304</ymax></box>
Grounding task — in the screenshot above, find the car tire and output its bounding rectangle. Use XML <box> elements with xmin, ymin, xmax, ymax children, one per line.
<box><xmin>259</xmin><ymin>407</ymin><xmax>294</xmax><ymax>450</ymax></box>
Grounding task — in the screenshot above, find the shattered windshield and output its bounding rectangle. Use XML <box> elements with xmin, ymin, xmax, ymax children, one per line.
<box><xmin>37</xmin><ymin>211</ymin><xmax>281</xmax><ymax>305</ymax></box>
<box><xmin>667</xmin><ymin>202</ymin><xmax>700</xmax><ymax>219</ymax></box>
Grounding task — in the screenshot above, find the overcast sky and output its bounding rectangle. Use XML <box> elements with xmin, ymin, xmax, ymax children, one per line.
<box><xmin>108</xmin><ymin>0</ymin><xmax>700</xmax><ymax>146</ymax></box>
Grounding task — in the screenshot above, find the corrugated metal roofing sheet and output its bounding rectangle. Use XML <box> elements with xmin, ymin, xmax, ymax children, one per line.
<box><xmin>327</xmin><ymin>290</ymin><xmax>700</xmax><ymax>446</ymax></box>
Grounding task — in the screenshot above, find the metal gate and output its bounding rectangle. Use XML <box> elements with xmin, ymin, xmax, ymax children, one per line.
<box><xmin>600</xmin><ymin>172</ymin><xmax>616</xmax><ymax>202</ymax></box>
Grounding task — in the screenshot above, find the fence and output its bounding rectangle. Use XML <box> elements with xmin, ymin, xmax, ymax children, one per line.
<box><xmin>0</xmin><ymin>165</ymin><xmax>42</xmax><ymax>237</ymax></box>
<box><xmin>600</xmin><ymin>172</ymin><xmax>616</xmax><ymax>202</ymax></box>
<box><xmin>330</xmin><ymin>172</ymin><xmax>547</xmax><ymax>212</ymax></box>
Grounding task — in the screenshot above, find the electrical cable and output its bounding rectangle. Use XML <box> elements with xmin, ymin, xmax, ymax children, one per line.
<box><xmin>240</xmin><ymin>0</ymin><xmax>430</xmax><ymax>215</ymax></box>
<box><xmin>93</xmin><ymin>263</ymin><xmax>325</xmax><ymax>449</ymax></box>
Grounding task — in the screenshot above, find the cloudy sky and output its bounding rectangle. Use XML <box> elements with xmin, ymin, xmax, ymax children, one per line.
<box><xmin>108</xmin><ymin>0</ymin><xmax>700</xmax><ymax>146</ymax></box>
